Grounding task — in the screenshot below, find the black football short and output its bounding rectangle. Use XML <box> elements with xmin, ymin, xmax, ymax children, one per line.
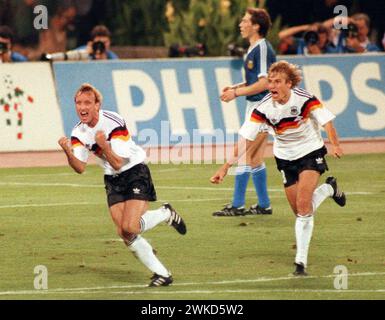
<box><xmin>104</xmin><ymin>163</ymin><xmax>157</xmax><ymax>207</ymax></box>
<box><xmin>275</xmin><ymin>146</ymin><xmax>329</xmax><ymax>188</ymax></box>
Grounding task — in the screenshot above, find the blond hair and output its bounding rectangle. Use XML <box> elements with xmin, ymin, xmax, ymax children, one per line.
<box><xmin>74</xmin><ymin>83</ymin><xmax>103</xmax><ymax>104</ymax></box>
<box><xmin>269</xmin><ymin>61</ymin><xmax>302</xmax><ymax>87</ymax></box>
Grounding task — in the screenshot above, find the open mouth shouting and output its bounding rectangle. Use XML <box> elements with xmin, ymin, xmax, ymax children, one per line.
<box><xmin>270</xmin><ymin>90</ymin><xmax>279</xmax><ymax>100</ymax></box>
<box><xmin>79</xmin><ymin>110</ymin><xmax>89</xmax><ymax>122</ymax></box>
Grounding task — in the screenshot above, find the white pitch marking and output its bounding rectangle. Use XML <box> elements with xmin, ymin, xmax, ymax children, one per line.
<box><xmin>0</xmin><ymin>182</ymin><xmax>375</xmax><ymax>195</ymax></box>
<box><xmin>0</xmin><ymin>272</ymin><xmax>383</xmax><ymax>296</ymax></box>
<box><xmin>0</xmin><ymin>202</ymin><xmax>100</xmax><ymax>209</ymax></box>
<box><xmin>0</xmin><ymin>182</ymin><xmax>100</xmax><ymax>188</ymax></box>
<box><xmin>156</xmin><ymin>168</ymin><xmax>182</xmax><ymax>173</ymax></box>
<box><xmin>5</xmin><ymin>173</ymin><xmax>77</xmax><ymax>178</ymax></box>
<box><xmin>101</xmin><ymin>288</ymin><xmax>385</xmax><ymax>295</ymax></box>
<box><xmin>1</xmin><ymin>288</ymin><xmax>384</xmax><ymax>297</ymax></box>
<box><xmin>0</xmin><ymin>195</ymin><xmax>290</xmax><ymax>209</ymax></box>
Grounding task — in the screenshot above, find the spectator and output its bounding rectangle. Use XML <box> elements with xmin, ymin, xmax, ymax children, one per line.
<box><xmin>338</xmin><ymin>13</ymin><xmax>380</xmax><ymax>53</ymax></box>
<box><xmin>0</xmin><ymin>25</ymin><xmax>28</xmax><ymax>63</ymax></box>
<box><xmin>36</xmin><ymin>4</ymin><xmax>77</xmax><ymax>56</ymax></box>
<box><xmin>278</xmin><ymin>23</ymin><xmax>337</xmax><ymax>55</ymax></box>
<box><xmin>76</xmin><ymin>25</ymin><xmax>118</xmax><ymax>60</ymax></box>
<box><xmin>8</xmin><ymin>0</ymin><xmax>40</xmax><ymax>49</ymax></box>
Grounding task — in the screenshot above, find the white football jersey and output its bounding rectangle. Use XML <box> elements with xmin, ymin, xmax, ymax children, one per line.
<box><xmin>71</xmin><ymin>110</ymin><xmax>146</xmax><ymax>175</ymax></box>
<box><xmin>239</xmin><ymin>88</ymin><xmax>335</xmax><ymax>160</ymax></box>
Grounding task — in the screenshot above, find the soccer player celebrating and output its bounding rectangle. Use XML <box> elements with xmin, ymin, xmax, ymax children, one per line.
<box><xmin>214</xmin><ymin>8</ymin><xmax>276</xmax><ymax>217</ymax></box>
<box><xmin>58</xmin><ymin>83</ymin><xmax>186</xmax><ymax>287</ymax></box>
<box><xmin>211</xmin><ymin>61</ymin><xmax>346</xmax><ymax>275</ymax></box>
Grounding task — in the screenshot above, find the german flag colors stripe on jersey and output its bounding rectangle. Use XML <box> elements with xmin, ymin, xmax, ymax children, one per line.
<box><xmin>108</xmin><ymin>126</ymin><xmax>130</xmax><ymax>142</ymax></box>
<box><xmin>71</xmin><ymin>136</ymin><xmax>84</xmax><ymax>148</ymax></box>
<box><xmin>250</xmin><ymin>110</ymin><xmax>266</xmax><ymax>123</ymax></box>
<box><xmin>250</xmin><ymin>97</ymin><xmax>322</xmax><ymax>134</ymax></box>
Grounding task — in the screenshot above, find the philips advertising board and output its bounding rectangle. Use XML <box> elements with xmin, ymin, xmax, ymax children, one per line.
<box><xmin>53</xmin><ymin>54</ymin><xmax>385</xmax><ymax>146</ymax></box>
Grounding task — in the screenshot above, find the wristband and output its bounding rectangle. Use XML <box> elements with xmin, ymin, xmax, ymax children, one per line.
<box><xmin>234</xmin><ymin>88</ymin><xmax>238</xmax><ymax>97</ymax></box>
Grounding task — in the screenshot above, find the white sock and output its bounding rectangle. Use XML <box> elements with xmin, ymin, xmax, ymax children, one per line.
<box><xmin>312</xmin><ymin>183</ymin><xmax>333</xmax><ymax>213</ymax></box>
<box><xmin>129</xmin><ymin>235</ymin><xmax>170</xmax><ymax>277</ymax></box>
<box><xmin>140</xmin><ymin>207</ymin><xmax>171</xmax><ymax>233</ymax></box>
<box><xmin>295</xmin><ymin>215</ymin><xmax>314</xmax><ymax>267</ymax></box>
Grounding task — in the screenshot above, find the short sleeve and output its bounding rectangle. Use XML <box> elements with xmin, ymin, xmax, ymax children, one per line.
<box><xmin>239</xmin><ymin>109</ymin><xmax>266</xmax><ymax>141</ymax></box>
<box><xmin>257</xmin><ymin>40</ymin><xmax>268</xmax><ymax>79</ymax></box>
<box><xmin>109</xmin><ymin>125</ymin><xmax>134</xmax><ymax>158</ymax></box>
<box><xmin>307</xmin><ymin>97</ymin><xmax>336</xmax><ymax>126</ymax></box>
<box><xmin>71</xmin><ymin>136</ymin><xmax>89</xmax><ymax>162</ymax></box>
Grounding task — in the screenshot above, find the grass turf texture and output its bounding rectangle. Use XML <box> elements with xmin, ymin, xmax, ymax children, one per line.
<box><xmin>0</xmin><ymin>153</ymin><xmax>384</xmax><ymax>300</ymax></box>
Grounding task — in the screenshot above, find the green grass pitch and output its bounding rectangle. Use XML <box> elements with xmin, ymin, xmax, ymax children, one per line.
<box><xmin>0</xmin><ymin>153</ymin><xmax>384</xmax><ymax>300</ymax></box>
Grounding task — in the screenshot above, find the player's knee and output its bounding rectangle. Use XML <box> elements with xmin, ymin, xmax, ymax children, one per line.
<box><xmin>124</xmin><ymin>233</ymin><xmax>138</xmax><ymax>247</ymax></box>
<box><xmin>121</xmin><ymin>220</ymin><xmax>140</xmax><ymax>235</ymax></box>
<box><xmin>296</xmin><ymin>198</ymin><xmax>313</xmax><ymax>215</ymax></box>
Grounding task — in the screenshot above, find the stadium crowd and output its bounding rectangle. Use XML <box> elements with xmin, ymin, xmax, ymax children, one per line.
<box><xmin>0</xmin><ymin>0</ymin><xmax>384</xmax><ymax>63</ymax></box>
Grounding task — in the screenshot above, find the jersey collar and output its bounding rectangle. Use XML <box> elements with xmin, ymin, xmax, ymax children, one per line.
<box><xmin>247</xmin><ymin>38</ymin><xmax>265</xmax><ymax>55</ymax></box>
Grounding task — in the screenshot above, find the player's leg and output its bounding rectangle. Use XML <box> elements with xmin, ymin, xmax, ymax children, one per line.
<box><xmin>109</xmin><ymin>202</ymin><xmax>129</xmax><ymax>242</ymax></box>
<box><xmin>247</xmin><ymin>136</ymin><xmax>272</xmax><ymax>215</ymax></box>
<box><xmin>284</xmin><ymin>183</ymin><xmax>298</xmax><ymax>214</ymax></box>
<box><xmin>296</xmin><ymin>170</ymin><xmax>320</xmax><ymax>214</ymax></box>
<box><xmin>119</xmin><ymin>199</ymin><xmax>173</xmax><ymax>286</ymax></box>
<box><xmin>231</xmin><ymin>139</ymin><xmax>252</xmax><ymax>209</ymax></box>
<box><xmin>292</xmin><ymin>170</ymin><xmax>320</xmax><ymax>275</ymax></box>
<box><xmin>139</xmin><ymin>203</ymin><xmax>186</xmax><ymax>235</ymax></box>
<box><xmin>135</xmin><ymin>163</ymin><xmax>186</xmax><ymax>234</ymax></box>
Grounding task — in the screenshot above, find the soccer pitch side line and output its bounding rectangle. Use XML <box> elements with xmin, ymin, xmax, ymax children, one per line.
<box><xmin>0</xmin><ymin>182</ymin><xmax>375</xmax><ymax>195</ymax></box>
<box><xmin>0</xmin><ymin>289</ymin><xmax>384</xmax><ymax>297</ymax></box>
<box><xmin>0</xmin><ymin>272</ymin><xmax>384</xmax><ymax>296</ymax></box>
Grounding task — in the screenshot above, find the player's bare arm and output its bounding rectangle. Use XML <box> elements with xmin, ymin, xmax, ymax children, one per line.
<box><xmin>58</xmin><ymin>137</ymin><xmax>87</xmax><ymax>174</ymax></box>
<box><xmin>95</xmin><ymin>130</ymin><xmax>124</xmax><ymax>170</ymax></box>
<box><xmin>221</xmin><ymin>77</ymin><xmax>268</xmax><ymax>103</ymax></box>
<box><xmin>210</xmin><ymin>132</ymin><xmax>268</xmax><ymax>184</ymax></box>
<box><xmin>222</xmin><ymin>82</ymin><xmax>246</xmax><ymax>93</ymax></box>
<box><xmin>323</xmin><ymin>121</ymin><xmax>343</xmax><ymax>158</ymax></box>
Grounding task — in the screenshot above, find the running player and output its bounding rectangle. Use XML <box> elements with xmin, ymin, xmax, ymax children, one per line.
<box><xmin>211</xmin><ymin>61</ymin><xmax>346</xmax><ymax>275</ymax></box>
<box><xmin>58</xmin><ymin>83</ymin><xmax>187</xmax><ymax>287</ymax></box>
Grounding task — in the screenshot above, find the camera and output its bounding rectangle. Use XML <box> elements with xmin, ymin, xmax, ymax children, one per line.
<box><xmin>342</xmin><ymin>23</ymin><xmax>359</xmax><ymax>38</ymax></box>
<box><xmin>41</xmin><ymin>49</ymin><xmax>89</xmax><ymax>62</ymax></box>
<box><xmin>169</xmin><ymin>43</ymin><xmax>207</xmax><ymax>57</ymax></box>
<box><xmin>0</xmin><ymin>41</ymin><xmax>9</xmax><ymax>54</ymax></box>
<box><xmin>303</xmin><ymin>31</ymin><xmax>319</xmax><ymax>46</ymax></box>
<box><xmin>92</xmin><ymin>41</ymin><xmax>106</xmax><ymax>55</ymax></box>
<box><xmin>227</xmin><ymin>43</ymin><xmax>247</xmax><ymax>57</ymax></box>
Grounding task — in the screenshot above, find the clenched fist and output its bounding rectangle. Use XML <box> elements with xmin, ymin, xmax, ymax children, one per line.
<box><xmin>58</xmin><ymin>137</ymin><xmax>71</xmax><ymax>152</ymax></box>
<box><xmin>95</xmin><ymin>130</ymin><xmax>108</xmax><ymax>150</ymax></box>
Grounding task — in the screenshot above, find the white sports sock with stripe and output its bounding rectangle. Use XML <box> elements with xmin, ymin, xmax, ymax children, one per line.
<box><xmin>129</xmin><ymin>235</ymin><xmax>169</xmax><ymax>277</ymax></box>
<box><xmin>312</xmin><ymin>183</ymin><xmax>333</xmax><ymax>213</ymax></box>
<box><xmin>140</xmin><ymin>207</ymin><xmax>171</xmax><ymax>233</ymax></box>
<box><xmin>295</xmin><ymin>215</ymin><xmax>314</xmax><ymax>267</ymax></box>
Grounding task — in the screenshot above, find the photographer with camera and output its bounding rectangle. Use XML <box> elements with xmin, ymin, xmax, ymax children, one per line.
<box><xmin>77</xmin><ymin>25</ymin><xmax>118</xmax><ymax>60</ymax></box>
<box><xmin>339</xmin><ymin>13</ymin><xmax>380</xmax><ymax>53</ymax></box>
<box><xmin>0</xmin><ymin>25</ymin><xmax>28</xmax><ymax>63</ymax></box>
<box><xmin>278</xmin><ymin>23</ymin><xmax>336</xmax><ymax>55</ymax></box>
